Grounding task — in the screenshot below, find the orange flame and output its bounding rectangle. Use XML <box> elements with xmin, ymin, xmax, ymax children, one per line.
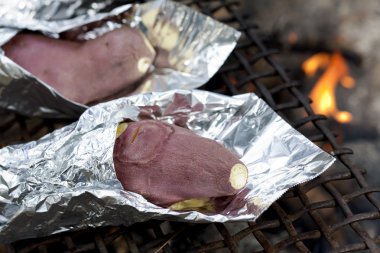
<box><xmin>302</xmin><ymin>52</ymin><xmax>355</xmax><ymax>123</ymax></box>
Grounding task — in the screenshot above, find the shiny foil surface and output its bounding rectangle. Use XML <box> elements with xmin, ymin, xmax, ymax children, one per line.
<box><xmin>0</xmin><ymin>0</ymin><xmax>240</xmax><ymax>118</ymax></box>
<box><xmin>0</xmin><ymin>90</ymin><xmax>336</xmax><ymax>243</ymax></box>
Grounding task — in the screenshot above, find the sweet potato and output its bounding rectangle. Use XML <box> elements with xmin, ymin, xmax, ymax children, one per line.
<box><xmin>113</xmin><ymin>120</ymin><xmax>248</xmax><ymax>210</ymax></box>
<box><xmin>2</xmin><ymin>26</ymin><xmax>156</xmax><ymax>104</ymax></box>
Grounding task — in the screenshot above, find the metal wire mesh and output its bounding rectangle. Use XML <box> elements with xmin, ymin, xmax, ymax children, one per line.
<box><xmin>1</xmin><ymin>0</ymin><xmax>380</xmax><ymax>252</ymax></box>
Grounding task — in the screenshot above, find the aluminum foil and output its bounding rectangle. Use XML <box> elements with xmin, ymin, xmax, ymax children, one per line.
<box><xmin>0</xmin><ymin>0</ymin><xmax>240</xmax><ymax>118</ymax></box>
<box><xmin>0</xmin><ymin>89</ymin><xmax>336</xmax><ymax>243</ymax></box>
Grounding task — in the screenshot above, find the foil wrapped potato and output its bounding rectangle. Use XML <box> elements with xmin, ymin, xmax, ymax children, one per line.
<box><xmin>2</xmin><ymin>26</ymin><xmax>156</xmax><ymax>104</ymax></box>
<box><xmin>113</xmin><ymin>120</ymin><xmax>248</xmax><ymax>211</ymax></box>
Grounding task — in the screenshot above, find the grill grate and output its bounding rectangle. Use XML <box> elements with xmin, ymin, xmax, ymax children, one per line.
<box><xmin>1</xmin><ymin>0</ymin><xmax>380</xmax><ymax>252</ymax></box>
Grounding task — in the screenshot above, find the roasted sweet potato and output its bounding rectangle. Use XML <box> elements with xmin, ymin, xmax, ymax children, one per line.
<box><xmin>2</xmin><ymin>26</ymin><xmax>156</xmax><ymax>104</ymax></box>
<box><xmin>113</xmin><ymin>120</ymin><xmax>248</xmax><ymax>211</ymax></box>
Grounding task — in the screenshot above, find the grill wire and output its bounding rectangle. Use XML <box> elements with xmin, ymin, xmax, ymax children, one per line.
<box><xmin>1</xmin><ymin>0</ymin><xmax>380</xmax><ymax>252</ymax></box>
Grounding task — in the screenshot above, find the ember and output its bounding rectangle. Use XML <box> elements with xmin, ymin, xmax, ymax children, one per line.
<box><xmin>302</xmin><ymin>52</ymin><xmax>355</xmax><ymax>123</ymax></box>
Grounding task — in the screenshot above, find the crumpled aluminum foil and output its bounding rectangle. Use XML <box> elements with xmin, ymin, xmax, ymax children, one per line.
<box><xmin>0</xmin><ymin>89</ymin><xmax>336</xmax><ymax>243</ymax></box>
<box><xmin>0</xmin><ymin>0</ymin><xmax>240</xmax><ymax>118</ymax></box>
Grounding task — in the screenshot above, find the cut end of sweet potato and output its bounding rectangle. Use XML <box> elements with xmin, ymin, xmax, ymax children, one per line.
<box><xmin>229</xmin><ymin>163</ymin><xmax>248</xmax><ymax>190</ymax></box>
<box><xmin>137</xmin><ymin>57</ymin><xmax>153</xmax><ymax>73</ymax></box>
<box><xmin>157</xmin><ymin>23</ymin><xmax>179</xmax><ymax>50</ymax></box>
<box><xmin>116</xmin><ymin>122</ymin><xmax>128</xmax><ymax>139</ymax></box>
<box><xmin>169</xmin><ymin>197</ymin><xmax>214</xmax><ymax>212</ymax></box>
<box><xmin>142</xmin><ymin>9</ymin><xmax>179</xmax><ymax>51</ymax></box>
<box><xmin>142</xmin><ymin>9</ymin><xmax>160</xmax><ymax>28</ymax></box>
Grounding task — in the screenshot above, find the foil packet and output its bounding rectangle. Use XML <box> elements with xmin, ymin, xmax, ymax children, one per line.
<box><xmin>0</xmin><ymin>0</ymin><xmax>240</xmax><ymax>118</ymax></box>
<box><xmin>0</xmin><ymin>90</ymin><xmax>336</xmax><ymax>243</ymax></box>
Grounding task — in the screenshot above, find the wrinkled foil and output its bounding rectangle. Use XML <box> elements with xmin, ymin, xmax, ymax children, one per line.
<box><xmin>0</xmin><ymin>0</ymin><xmax>240</xmax><ymax>118</ymax></box>
<box><xmin>0</xmin><ymin>90</ymin><xmax>336</xmax><ymax>243</ymax></box>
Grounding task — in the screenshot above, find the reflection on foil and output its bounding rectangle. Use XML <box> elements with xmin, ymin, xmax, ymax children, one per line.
<box><xmin>0</xmin><ymin>90</ymin><xmax>335</xmax><ymax>243</ymax></box>
<box><xmin>0</xmin><ymin>0</ymin><xmax>240</xmax><ymax>118</ymax></box>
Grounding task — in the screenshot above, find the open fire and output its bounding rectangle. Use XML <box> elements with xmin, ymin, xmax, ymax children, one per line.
<box><xmin>302</xmin><ymin>52</ymin><xmax>355</xmax><ymax>124</ymax></box>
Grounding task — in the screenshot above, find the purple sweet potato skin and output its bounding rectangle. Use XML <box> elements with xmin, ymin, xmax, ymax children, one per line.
<box><xmin>2</xmin><ymin>26</ymin><xmax>155</xmax><ymax>104</ymax></box>
<box><xmin>113</xmin><ymin>120</ymin><xmax>243</xmax><ymax>207</ymax></box>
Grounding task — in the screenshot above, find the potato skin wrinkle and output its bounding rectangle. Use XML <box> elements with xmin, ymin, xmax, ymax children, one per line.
<box><xmin>113</xmin><ymin>120</ymin><xmax>248</xmax><ymax>207</ymax></box>
<box><xmin>2</xmin><ymin>27</ymin><xmax>156</xmax><ymax>104</ymax></box>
